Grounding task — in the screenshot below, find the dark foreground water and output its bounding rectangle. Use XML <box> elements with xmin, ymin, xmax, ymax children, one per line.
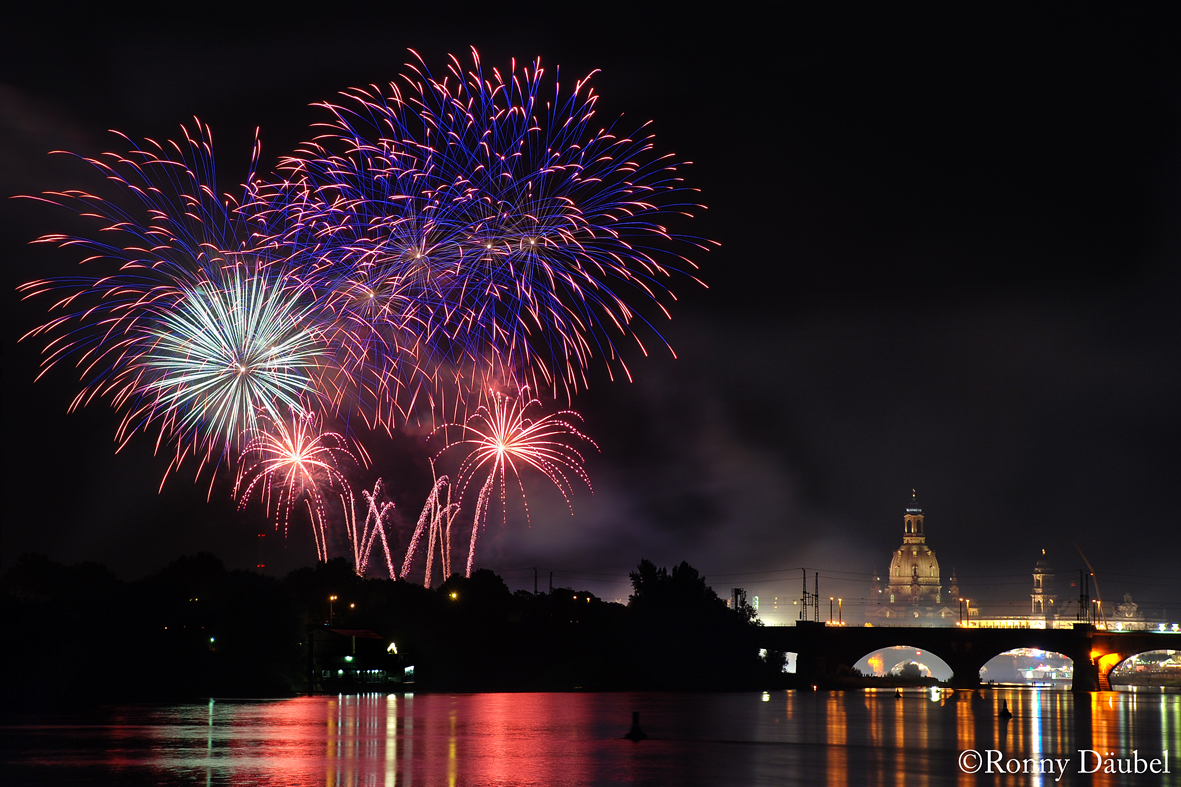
<box><xmin>2</xmin><ymin>689</ymin><xmax>1179</xmax><ymax>786</ymax></box>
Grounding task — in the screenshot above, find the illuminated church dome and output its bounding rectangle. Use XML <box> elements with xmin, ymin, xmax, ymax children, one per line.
<box><xmin>869</xmin><ymin>492</ymin><xmax>958</xmax><ymax>625</ymax></box>
<box><xmin>885</xmin><ymin>493</ymin><xmax>941</xmax><ymax>606</ymax></box>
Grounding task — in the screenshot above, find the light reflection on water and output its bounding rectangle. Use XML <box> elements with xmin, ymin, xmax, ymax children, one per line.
<box><xmin>2</xmin><ymin>690</ymin><xmax>1179</xmax><ymax>786</ymax></box>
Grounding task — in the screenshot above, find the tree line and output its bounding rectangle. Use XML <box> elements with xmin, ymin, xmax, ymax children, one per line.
<box><xmin>0</xmin><ymin>554</ymin><xmax>786</xmax><ymax>705</ymax></box>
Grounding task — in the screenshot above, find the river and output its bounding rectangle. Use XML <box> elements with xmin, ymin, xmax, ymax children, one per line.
<box><xmin>2</xmin><ymin>689</ymin><xmax>1179</xmax><ymax>785</ymax></box>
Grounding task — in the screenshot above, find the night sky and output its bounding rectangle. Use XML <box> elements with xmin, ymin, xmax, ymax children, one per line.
<box><xmin>3</xmin><ymin>4</ymin><xmax>1179</xmax><ymax>621</ymax></box>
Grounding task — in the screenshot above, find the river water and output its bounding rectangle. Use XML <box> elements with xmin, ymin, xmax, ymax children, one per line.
<box><xmin>2</xmin><ymin>690</ymin><xmax>1179</xmax><ymax>786</ymax></box>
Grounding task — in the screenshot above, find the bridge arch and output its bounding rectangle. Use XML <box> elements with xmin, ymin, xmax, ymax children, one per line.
<box><xmin>1107</xmin><ymin>649</ymin><xmax>1180</xmax><ymax>690</ymax></box>
<box><xmin>978</xmin><ymin>647</ymin><xmax>1073</xmax><ymax>687</ymax></box>
<box><xmin>853</xmin><ymin>645</ymin><xmax>954</xmax><ymax>681</ymax></box>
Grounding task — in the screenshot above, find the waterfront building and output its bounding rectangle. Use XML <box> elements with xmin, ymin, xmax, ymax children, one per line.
<box><xmin>307</xmin><ymin>627</ymin><xmax>411</xmax><ymax>692</ymax></box>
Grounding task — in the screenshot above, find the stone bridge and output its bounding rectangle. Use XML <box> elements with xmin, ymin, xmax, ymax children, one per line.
<box><xmin>757</xmin><ymin>622</ymin><xmax>1181</xmax><ymax>691</ymax></box>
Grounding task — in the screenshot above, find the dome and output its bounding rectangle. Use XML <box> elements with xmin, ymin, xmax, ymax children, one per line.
<box><xmin>883</xmin><ymin>498</ymin><xmax>942</xmax><ymax>605</ymax></box>
<box><xmin>888</xmin><ymin>544</ymin><xmax>941</xmax><ymax>586</ymax></box>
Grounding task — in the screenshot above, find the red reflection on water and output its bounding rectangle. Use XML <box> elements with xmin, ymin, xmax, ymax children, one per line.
<box><xmin>180</xmin><ymin>693</ymin><xmax>612</xmax><ymax>786</ymax></box>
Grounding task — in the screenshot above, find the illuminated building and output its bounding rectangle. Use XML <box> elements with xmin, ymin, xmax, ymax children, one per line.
<box><xmin>963</xmin><ymin>550</ymin><xmax>1074</xmax><ymax>629</ymax></box>
<box><xmin>1105</xmin><ymin>593</ymin><xmax>1175</xmax><ymax>632</ymax></box>
<box><xmin>868</xmin><ymin>494</ymin><xmax>958</xmax><ymax>625</ymax></box>
<box><xmin>307</xmin><ymin>627</ymin><xmax>412</xmax><ymax>692</ymax></box>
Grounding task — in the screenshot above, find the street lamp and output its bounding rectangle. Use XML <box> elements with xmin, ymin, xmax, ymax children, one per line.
<box><xmin>329</xmin><ymin>595</ymin><xmax>338</xmax><ymax>626</ymax></box>
<box><xmin>959</xmin><ymin>597</ymin><xmax>964</xmax><ymax>624</ymax></box>
<box><xmin>838</xmin><ymin>598</ymin><xmax>843</xmax><ymax>625</ymax></box>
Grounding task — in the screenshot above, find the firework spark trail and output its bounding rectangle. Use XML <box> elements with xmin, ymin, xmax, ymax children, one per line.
<box><xmin>234</xmin><ymin>408</ymin><xmax>359</xmax><ymax>561</ymax></box>
<box><xmin>466</xmin><ymin>474</ymin><xmax>496</xmax><ymax>578</ymax></box>
<box><xmin>440</xmin><ymin>388</ymin><xmax>597</xmax><ymax>576</ymax></box>
<box><xmin>399</xmin><ymin>465</ymin><xmax>460</xmax><ymax>585</ymax></box>
<box><xmin>423</xmin><ymin>463</ymin><xmax>460</xmax><ymax>587</ymax></box>
<box><xmin>360</xmin><ymin>481</ymin><xmax>398</xmax><ymax>577</ymax></box>
<box><xmin>400</xmin><ymin>476</ymin><xmax>444</xmax><ymax>579</ymax></box>
<box><xmin>342</xmin><ymin>479</ymin><xmax>397</xmax><ymax>577</ymax></box>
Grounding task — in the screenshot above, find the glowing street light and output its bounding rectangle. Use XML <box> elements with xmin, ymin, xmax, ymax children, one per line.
<box><xmin>329</xmin><ymin>595</ymin><xmax>338</xmax><ymax>626</ymax></box>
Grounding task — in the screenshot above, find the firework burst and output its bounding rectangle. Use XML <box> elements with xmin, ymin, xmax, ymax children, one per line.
<box><xmin>440</xmin><ymin>388</ymin><xmax>597</xmax><ymax>576</ymax></box>
<box><xmin>140</xmin><ymin>266</ymin><xmax>327</xmax><ymax>458</ymax></box>
<box><xmin>266</xmin><ymin>48</ymin><xmax>713</xmax><ymax>425</ymax></box>
<box><xmin>15</xmin><ymin>123</ymin><xmax>324</xmax><ymax>469</ymax></box>
<box><xmin>18</xmin><ymin>53</ymin><xmax>708</xmax><ymax>573</ymax></box>
<box><xmin>234</xmin><ymin>407</ymin><xmax>361</xmax><ymax>561</ymax></box>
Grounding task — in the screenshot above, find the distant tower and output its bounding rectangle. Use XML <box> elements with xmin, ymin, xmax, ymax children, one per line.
<box><xmin>886</xmin><ymin>491</ymin><xmax>941</xmax><ymax>606</ymax></box>
<box><xmin>1031</xmin><ymin>549</ymin><xmax>1055</xmax><ymax>618</ymax></box>
<box><xmin>948</xmin><ymin>569</ymin><xmax>959</xmax><ymax>600</ymax></box>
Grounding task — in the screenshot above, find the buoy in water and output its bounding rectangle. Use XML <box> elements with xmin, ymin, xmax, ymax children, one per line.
<box><xmin>625</xmin><ymin>711</ymin><xmax>648</xmax><ymax>741</ymax></box>
<box><xmin>999</xmin><ymin>699</ymin><xmax>1012</xmax><ymax>720</ymax></box>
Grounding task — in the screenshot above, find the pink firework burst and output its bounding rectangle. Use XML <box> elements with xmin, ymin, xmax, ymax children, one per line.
<box><xmin>234</xmin><ymin>407</ymin><xmax>362</xmax><ymax>561</ymax></box>
<box><xmin>440</xmin><ymin>388</ymin><xmax>597</xmax><ymax>576</ymax></box>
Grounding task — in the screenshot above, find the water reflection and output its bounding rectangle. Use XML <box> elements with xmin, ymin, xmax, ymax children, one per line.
<box><xmin>2</xmin><ymin>691</ymin><xmax>1179</xmax><ymax>786</ymax></box>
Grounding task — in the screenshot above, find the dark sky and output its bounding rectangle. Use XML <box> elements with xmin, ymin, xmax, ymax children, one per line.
<box><xmin>3</xmin><ymin>3</ymin><xmax>1179</xmax><ymax>621</ymax></box>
